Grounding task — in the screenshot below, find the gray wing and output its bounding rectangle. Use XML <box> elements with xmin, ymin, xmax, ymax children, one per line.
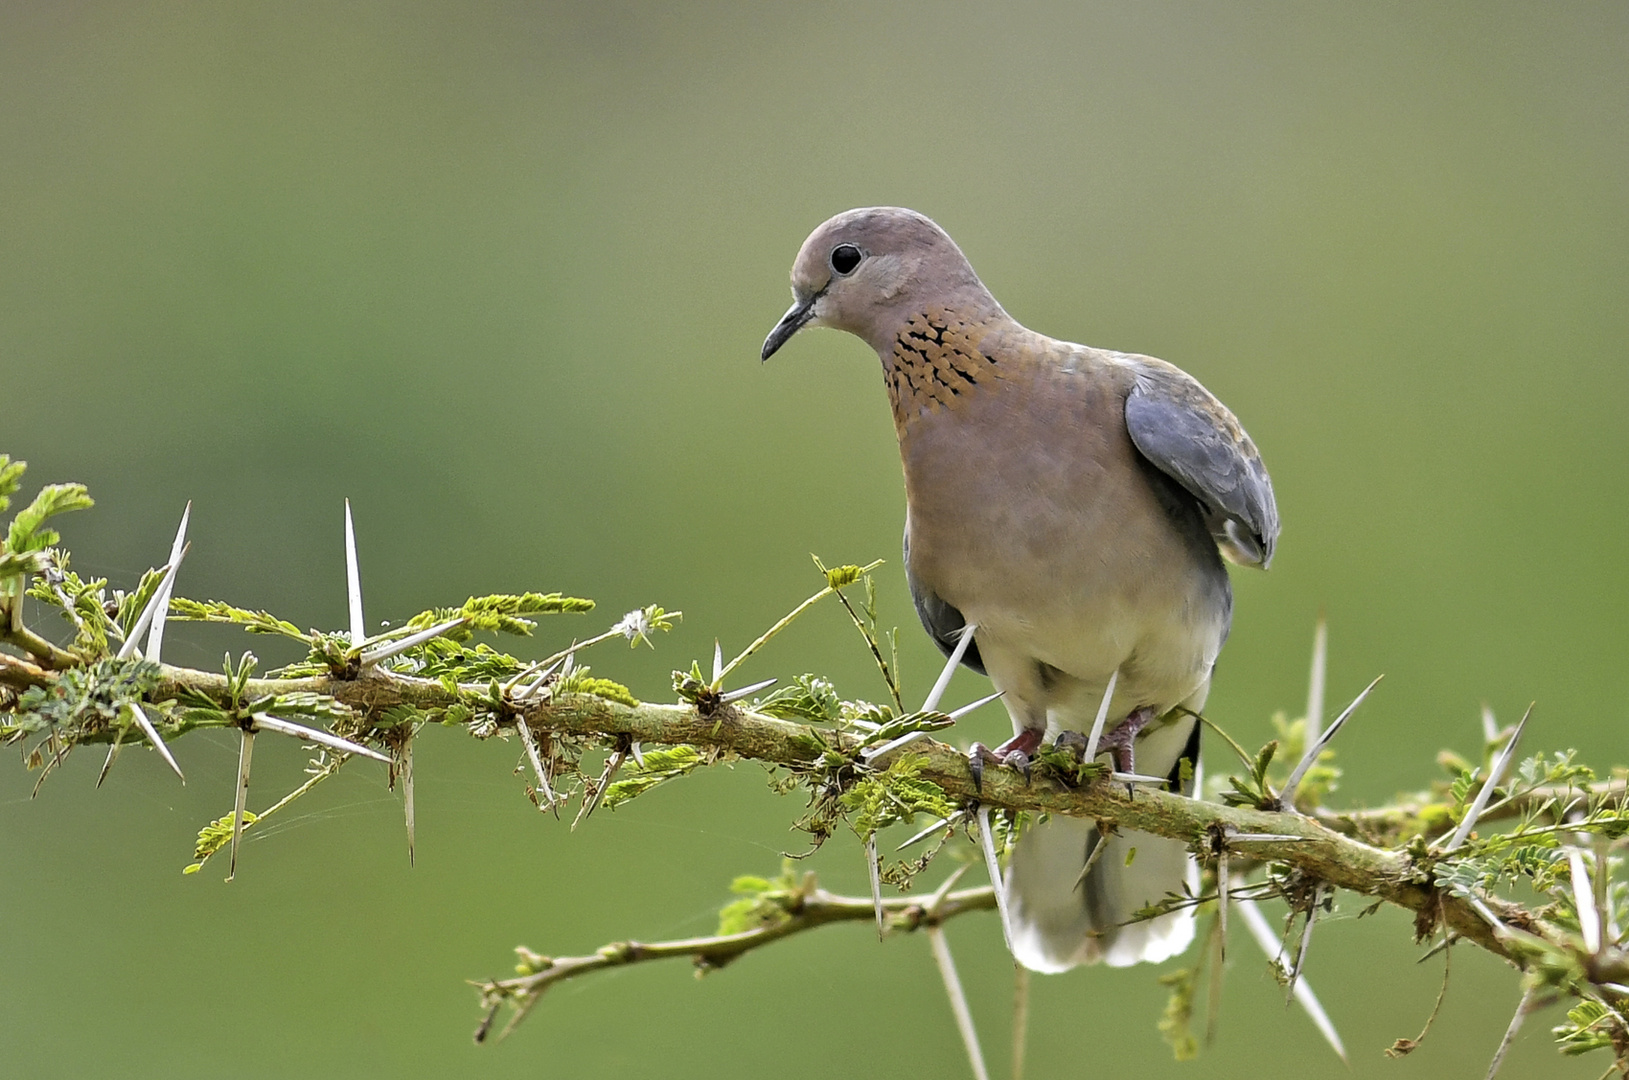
<box><xmin>903</xmin><ymin>526</ymin><xmax>986</xmax><ymax>676</ymax></box>
<box><xmin>1123</xmin><ymin>360</ymin><xmax>1279</xmax><ymax>568</ymax></box>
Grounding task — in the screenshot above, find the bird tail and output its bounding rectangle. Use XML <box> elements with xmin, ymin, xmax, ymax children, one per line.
<box><xmin>1004</xmin><ymin>814</ymin><xmax>1198</xmax><ymax>972</ymax></box>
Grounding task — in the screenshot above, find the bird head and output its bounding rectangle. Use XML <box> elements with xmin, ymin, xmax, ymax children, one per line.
<box><xmin>761</xmin><ymin>207</ymin><xmax>990</xmax><ymax>360</ymax></box>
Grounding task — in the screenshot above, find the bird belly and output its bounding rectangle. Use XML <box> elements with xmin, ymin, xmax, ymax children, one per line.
<box><xmin>898</xmin><ymin>366</ymin><xmax>1230</xmax><ymax>733</ymax></box>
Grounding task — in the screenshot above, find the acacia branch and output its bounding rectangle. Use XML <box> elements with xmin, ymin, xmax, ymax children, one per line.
<box><xmin>133</xmin><ymin>662</ymin><xmax>1597</xmax><ymax>973</ymax></box>
<box><xmin>1316</xmin><ymin>780</ymin><xmax>1629</xmax><ymax>845</ymax></box>
<box><xmin>473</xmin><ymin>877</ymin><xmax>997</xmax><ymax>1042</ymax></box>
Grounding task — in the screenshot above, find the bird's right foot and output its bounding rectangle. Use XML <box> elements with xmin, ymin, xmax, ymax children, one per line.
<box><xmin>967</xmin><ymin>728</ymin><xmax>1044</xmax><ymax>792</ymax></box>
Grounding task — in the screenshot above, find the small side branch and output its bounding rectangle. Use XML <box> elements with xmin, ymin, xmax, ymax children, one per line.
<box><xmin>473</xmin><ymin>878</ymin><xmax>997</xmax><ymax>1042</ymax></box>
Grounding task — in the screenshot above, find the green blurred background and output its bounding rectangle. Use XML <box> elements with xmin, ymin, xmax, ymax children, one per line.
<box><xmin>3</xmin><ymin>2</ymin><xmax>1625</xmax><ymax>1077</ymax></box>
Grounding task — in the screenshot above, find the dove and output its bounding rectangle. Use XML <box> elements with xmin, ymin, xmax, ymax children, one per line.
<box><xmin>762</xmin><ymin>207</ymin><xmax>1277</xmax><ymax>970</ymax></box>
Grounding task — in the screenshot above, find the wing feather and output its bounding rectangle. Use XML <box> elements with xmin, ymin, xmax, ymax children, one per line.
<box><xmin>1122</xmin><ymin>359</ymin><xmax>1279</xmax><ymax>568</ymax></box>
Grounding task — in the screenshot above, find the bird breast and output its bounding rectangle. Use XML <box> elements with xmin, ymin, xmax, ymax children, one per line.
<box><xmin>893</xmin><ymin>336</ymin><xmax>1231</xmax><ymax>713</ymax></box>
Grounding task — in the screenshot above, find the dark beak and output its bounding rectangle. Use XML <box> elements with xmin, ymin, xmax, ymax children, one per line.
<box><xmin>760</xmin><ymin>296</ymin><xmax>816</xmax><ymax>361</ymax></box>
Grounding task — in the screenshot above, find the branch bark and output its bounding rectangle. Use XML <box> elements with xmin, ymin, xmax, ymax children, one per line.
<box><xmin>136</xmin><ymin>663</ymin><xmax>1576</xmax><ymax>969</ymax></box>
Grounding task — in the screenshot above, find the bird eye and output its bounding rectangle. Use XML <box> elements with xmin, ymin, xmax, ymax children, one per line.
<box><xmin>830</xmin><ymin>244</ymin><xmax>862</xmax><ymax>276</ymax></box>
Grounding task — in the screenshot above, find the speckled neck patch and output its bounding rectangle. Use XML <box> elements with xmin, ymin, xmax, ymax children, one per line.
<box><xmin>884</xmin><ymin>308</ymin><xmax>1006</xmax><ymax>429</ymax></box>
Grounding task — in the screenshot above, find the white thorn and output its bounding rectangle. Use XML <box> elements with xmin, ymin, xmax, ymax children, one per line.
<box><xmin>1596</xmin><ymin>835</ymin><xmax>1617</xmax><ymax>943</ymax></box>
<box><xmin>1467</xmin><ymin>895</ymin><xmax>1508</xmax><ymax>934</ymax></box>
<box><xmin>976</xmin><ymin>806</ymin><xmax>1015</xmax><ymax>954</ymax></box>
<box><xmin>1305</xmin><ymin>616</ymin><xmax>1327</xmax><ymax>744</ymax></box>
<box><xmin>1484</xmin><ymin>987</ymin><xmax>1534</xmax><ymax>1080</ymax></box>
<box><xmin>712</xmin><ymin>639</ymin><xmax>723</xmax><ymax>684</ymax></box>
<box><xmin>1481</xmin><ymin>703</ymin><xmax>1500</xmax><ymax>744</ymax></box>
<box><xmin>358</xmin><ymin>616</ymin><xmax>466</xmax><ymax>665</ymax></box>
<box><xmin>1071</xmin><ymin>824</ymin><xmax>1108</xmax><ymax>893</ymax></box>
<box><xmin>928</xmin><ymin>925</ymin><xmax>991</xmax><ymax>1080</ymax></box>
<box><xmin>1303</xmin><ymin>615</ymin><xmax>1329</xmax><ymax>742</ymax></box>
<box><xmin>145</xmin><ymin>501</ymin><xmax>191</xmax><ymax>664</ymax></box>
<box><xmin>922</xmin><ymin>622</ymin><xmax>978</xmax><ymax>714</ymax></box>
<box><xmin>1217</xmin><ymin>849</ymin><xmax>1230</xmax><ymax>963</ymax></box>
<box><xmin>250</xmin><ymin>712</ymin><xmax>392</xmax><ymax>764</ymax></box>
<box><xmin>118</xmin><ymin>552</ymin><xmax>187</xmax><ymax>660</ymax></box>
<box><xmin>947</xmin><ymin>690</ymin><xmax>1005</xmax><ymax>722</ymax></box>
<box><xmin>514</xmin><ymin>715</ymin><xmax>556</xmax><ymax>812</ymax></box>
<box><xmin>518</xmin><ymin>657</ymin><xmax>566</xmax><ymax>702</ymax></box>
<box><xmin>719</xmin><ymin>676</ymin><xmax>777</xmax><ymax>704</ymax></box>
<box><xmin>1569</xmin><ymin>847</ymin><xmax>1602</xmax><ymax>954</ymax></box>
<box><xmin>1236</xmin><ymin>893</ymin><xmax>1347</xmax><ymax>1062</ymax></box>
<box><xmin>629</xmin><ymin>741</ymin><xmax>645</xmax><ymax>769</ymax></box>
<box><xmin>1110</xmin><ymin>771</ymin><xmax>1173</xmax><ymax>786</ymax></box>
<box><xmin>862</xmin><ymin>730</ymin><xmax>928</xmax><ymax>761</ymax></box>
<box><xmin>1279</xmin><ymin>674</ymin><xmax>1382</xmax><ymax>810</ymax></box>
<box><xmin>1226</xmin><ymin>832</ymin><xmax>1315</xmax><ymax>844</ymax></box>
<box><xmin>1446</xmin><ymin>706</ymin><xmax>1530</xmax><ymax>852</ymax></box>
<box><xmin>1288</xmin><ymin>891</ymin><xmax>1321</xmax><ymax>998</ymax></box>
<box><xmin>344</xmin><ymin>499</ymin><xmax>365</xmax><ymax>649</ymax></box>
<box><xmin>402</xmin><ymin>736</ymin><xmax>416</xmax><ymax>867</ymax></box>
<box><xmin>96</xmin><ymin>738</ymin><xmax>122</xmax><ymax>788</ymax></box>
<box><xmin>130</xmin><ymin>702</ymin><xmax>185</xmax><ymax>782</ymax></box>
<box><xmin>897</xmin><ymin>811</ymin><xmax>964</xmax><ymax>852</ymax></box>
<box><xmin>867</xmin><ymin>833</ymin><xmax>885</xmax><ymax>940</ymax></box>
<box><xmin>228</xmin><ymin>728</ymin><xmax>255</xmax><ymax>882</ymax></box>
<box><xmin>1081</xmin><ymin>668</ymin><xmax>1120</xmax><ymax>762</ymax></box>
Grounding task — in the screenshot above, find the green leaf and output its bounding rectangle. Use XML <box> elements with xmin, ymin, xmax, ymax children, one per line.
<box><xmin>838</xmin><ymin>754</ymin><xmax>955</xmax><ymax>836</ymax></box>
<box><xmin>756</xmin><ymin>674</ymin><xmax>843</xmax><ymax>723</ymax></box>
<box><xmin>167</xmin><ymin>598</ymin><xmax>309</xmax><ymax>642</ymax></box>
<box><xmin>183</xmin><ymin>810</ymin><xmax>259</xmax><ymax>873</ymax></box>
<box><xmin>554</xmin><ymin>666</ymin><xmax>638</xmax><ymax>707</ymax></box>
<box><xmin>406</xmin><ymin>592</ymin><xmax>595</xmax><ymax>640</ymax></box>
<box><xmin>714</xmin><ymin>864</ymin><xmax>801</xmax><ymax>936</ymax></box>
<box><xmin>116</xmin><ymin>565</ymin><xmax>170</xmax><ymax>642</ymax></box>
<box><xmin>253</xmin><ymin>692</ymin><xmax>353</xmax><ymax>726</ymax></box>
<box><xmin>602</xmin><ymin>745</ymin><xmax>703</xmax><ymax>809</ymax></box>
<box><xmin>0</xmin><ymin>454</ymin><xmax>24</xmax><ymax>514</ymax></box>
<box><xmin>6</xmin><ymin>482</ymin><xmax>93</xmax><ymax>555</ymax></box>
<box><xmin>1553</xmin><ymin>1000</ymin><xmax>1617</xmax><ymax>1056</ymax></box>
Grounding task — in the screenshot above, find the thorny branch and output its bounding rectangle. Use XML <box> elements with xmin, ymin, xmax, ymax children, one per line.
<box><xmin>5</xmin><ymin>456</ymin><xmax>1629</xmax><ymax>1074</ymax></box>
<box><xmin>472</xmin><ymin>876</ymin><xmax>998</xmax><ymax>1042</ymax></box>
<box><xmin>33</xmin><ymin>658</ymin><xmax>1623</xmax><ymax>982</ymax></box>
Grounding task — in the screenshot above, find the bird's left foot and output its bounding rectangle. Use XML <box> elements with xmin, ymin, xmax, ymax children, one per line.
<box><xmin>1097</xmin><ymin>706</ymin><xmax>1159</xmax><ymax>793</ymax></box>
<box><xmin>967</xmin><ymin>728</ymin><xmax>1044</xmax><ymax>791</ymax></box>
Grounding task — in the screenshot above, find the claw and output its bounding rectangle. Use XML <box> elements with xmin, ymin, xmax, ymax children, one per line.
<box><xmin>1054</xmin><ymin>730</ymin><xmax>1089</xmax><ymax>761</ymax></box>
<box><xmin>968</xmin><ymin>745</ymin><xmax>987</xmax><ymax>792</ymax></box>
<box><xmin>966</xmin><ymin>729</ymin><xmax>1042</xmax><ymax>791</ymax></box>
<box><xmin>1096</xmin><ymin>705</ymin><xmax>1157</xmax><ymax>778</ymax></box>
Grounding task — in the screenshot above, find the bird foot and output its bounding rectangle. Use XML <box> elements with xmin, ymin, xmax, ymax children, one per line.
<box><xmin>967</xmin><ymin>728</ymin><xmax>1044</xmax><ymax>792</ymax></box>
<box><xmin>1051</xmin><ymin>707</ymin><xmax>1160</xmax><ymax>794</ymax></box>
<box><xmin>1094</xmin><ymin>705</ymin><xmax>1158</xmax><ymax>776</ymax></box>
<box><xmin>1097</xmin><ymin>706</ymin><xmax>1159</xmax><ymax>795</ymax></box>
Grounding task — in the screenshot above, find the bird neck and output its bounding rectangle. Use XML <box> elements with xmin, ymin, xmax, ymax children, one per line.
<box><xmin>879</xmin><ymin>305</ymin><xmax>1013</xmax><ymax>434</ymax></box>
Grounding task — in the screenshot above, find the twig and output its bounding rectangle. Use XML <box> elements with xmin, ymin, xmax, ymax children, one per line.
<box><xmin>474</xmin><ymin>878</ymin><xmax>998</xmax><ymax>1042</ymax></box>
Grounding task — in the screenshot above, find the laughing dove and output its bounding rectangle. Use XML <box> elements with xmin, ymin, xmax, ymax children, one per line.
<box><xmin>762</xmin><ymin>207</ymin><xmax>1278</xmax><ymax>972</ymax></box>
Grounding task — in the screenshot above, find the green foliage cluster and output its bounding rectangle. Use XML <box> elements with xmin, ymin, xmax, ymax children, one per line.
<box><xmin>3</xmin><ymin>657</ymin><xmax>161</xmax><ymax>750</ymax></box>
<box><xmin>602</xmin><ymin>745</ymin><xmax>703</xmax><ymax>809</ymax></box>
<box><xmin>714</xmin><ymin>865</ymin><xmax>805</xmax><ymax>937</ymax></box>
